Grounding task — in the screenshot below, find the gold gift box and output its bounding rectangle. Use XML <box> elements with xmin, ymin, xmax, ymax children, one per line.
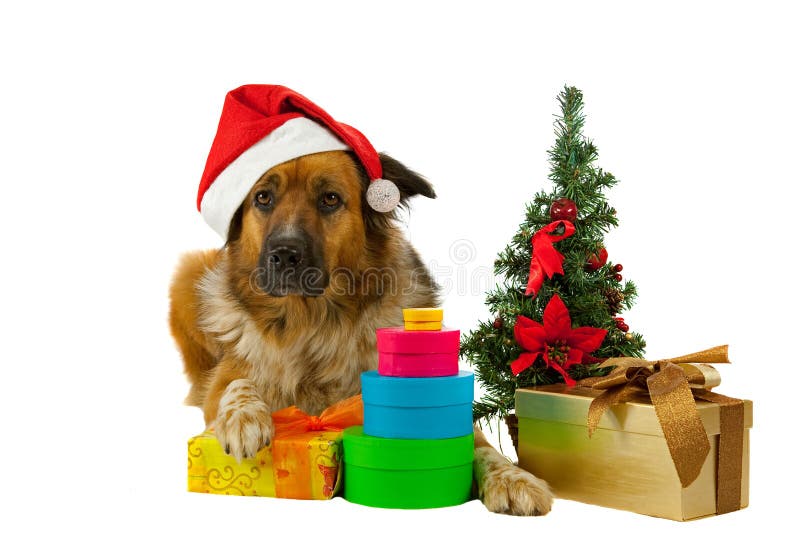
<box><xmin>515</xmin><ymin>385</ymin><xmax>752</xmax><ymax>521</ymax></box>
<box><xmin>187</xmin><ymin>429</ymin><xmax>343</xmax><ymax>499</ymax></box>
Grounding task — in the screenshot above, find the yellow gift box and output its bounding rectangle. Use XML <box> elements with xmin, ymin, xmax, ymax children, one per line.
<box><xmin>515</xmin><ymin>347</ymin><xmax>753</xmax><ymax>521</ymax></box>
<box><xmin>403</xmin><ymin>308</ymin><xmax>444</xmax><ymax>331</ymax></box>
<box><xmin>188</xmin><ymin>395</ymin><xmax>363</xmax><ymax>499</ymax></box>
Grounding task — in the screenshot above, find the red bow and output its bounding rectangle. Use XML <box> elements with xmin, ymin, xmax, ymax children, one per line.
<box><xmin>525</xmin><ymin>220</ymin><xmax>575</xmax><ymax>295</ymax></box>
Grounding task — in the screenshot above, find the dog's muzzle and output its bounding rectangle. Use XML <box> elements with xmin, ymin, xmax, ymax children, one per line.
<box><xmin>255</xmin><ymin>228</ymin><xmax>328</xmax><ymax>296</ymax></box>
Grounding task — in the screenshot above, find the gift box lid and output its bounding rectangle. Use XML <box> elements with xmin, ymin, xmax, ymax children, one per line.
<box><xmin>361</xmin><ymin>370</ymin><xmax>473</xmax><ymax>407</ymax></box>
<box><xmin>342</xmin><ymin>426</ymin><xmax>474</xmax><ymax>470</ymax></box>
<box><xmin>515</xmin><ymin>384</ymin><xmax>753</xmax><ymax>436</ymax></box>
<box><xmin>376</xmin><ymin>327</ymin><xmax>460</xmax><ymax>354</ymax></box>
<box><xmin>402</xmin><ymin>308</ymin><xmax>444</xmax><ymax>322</ymax></box>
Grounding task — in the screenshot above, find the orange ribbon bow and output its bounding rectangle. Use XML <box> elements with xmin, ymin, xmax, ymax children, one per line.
<box><xmin>272</xmin><ymin>394</ymin><xmax>364</xmax><ymax>437</ymax></box>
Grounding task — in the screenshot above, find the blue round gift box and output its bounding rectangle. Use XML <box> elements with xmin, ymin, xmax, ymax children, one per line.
<box><xmin>361</xmin><ymin>370</ymin><xmax>474</xmax><ymax>439</ymax></box>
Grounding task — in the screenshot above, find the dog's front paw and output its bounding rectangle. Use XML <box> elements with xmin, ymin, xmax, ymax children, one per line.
<box><xmin>214</xmin><ymin>379</ymin><xmax>273</xmax><ymax>462</ymax></box>
<box><xmin>475</xmin><ymin>447</ymin><xmax>553</xmax><ymax>516</ymax></box>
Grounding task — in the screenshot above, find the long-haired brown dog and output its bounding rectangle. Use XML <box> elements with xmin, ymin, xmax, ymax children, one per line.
<box><xmin>170</xmin><ymin>90</ymin><xmax>552</xmax><ymax>515</ymax></box>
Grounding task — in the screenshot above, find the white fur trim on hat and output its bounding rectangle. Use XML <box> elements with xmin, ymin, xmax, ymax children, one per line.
<box><xmin>200</xmin><ymin>117</ymin><xmax>349</xmax><ymax>238</ymax></box>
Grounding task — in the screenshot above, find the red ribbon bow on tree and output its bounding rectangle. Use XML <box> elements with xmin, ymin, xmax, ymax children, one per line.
<box><xmin>525</xmin><ymin>220</ymin><xmax>576</xmax><ymax>295</ymax></box>
<box><xmin>510</xmin><ymin>294</ymin><xmax>607</xmax><ymax>385</ymax></box>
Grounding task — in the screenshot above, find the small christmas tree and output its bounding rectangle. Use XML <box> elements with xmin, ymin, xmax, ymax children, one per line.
<box><xmin>462</xmin><ymin>86</ymin><xmax>646</xmax><ymax>428</ymax></box>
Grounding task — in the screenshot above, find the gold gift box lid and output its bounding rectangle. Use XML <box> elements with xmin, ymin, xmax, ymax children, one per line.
<box><xmin>515</xmin><ymin>384</ymin><xmax>753</xmax><ymax>436</ymax></box>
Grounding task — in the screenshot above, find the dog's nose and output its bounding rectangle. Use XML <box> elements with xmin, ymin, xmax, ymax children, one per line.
<box><xmin>259</xmin><ymin>228</ymin><xmax>327</xmax><ymax>296</ymax></box>
<box><xmin>267</xmin><ymin>238</ymin><xmax>306</xmax><ymax>270</ymax></box>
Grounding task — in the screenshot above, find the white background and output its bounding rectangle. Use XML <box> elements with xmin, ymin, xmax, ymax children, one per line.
<box><xmin>1</xmin><ymin>1</ymin><xmax>797</xmax><ymax>532</ymax></box>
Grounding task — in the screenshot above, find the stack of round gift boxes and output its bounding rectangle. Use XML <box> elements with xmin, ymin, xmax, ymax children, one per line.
<box><xmin>343</xmin><ymin>308</ymin><xmax>475</xmax><ymax>509</ymax></box>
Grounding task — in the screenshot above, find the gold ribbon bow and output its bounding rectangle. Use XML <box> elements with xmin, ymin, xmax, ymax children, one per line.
<box><xmin>581</xmin><ymin>345</ymin><xmax>745</xmax><ymax>514</ymax></box>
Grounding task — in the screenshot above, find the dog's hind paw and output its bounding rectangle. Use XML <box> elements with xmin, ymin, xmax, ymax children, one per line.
<box><xmin>475</xmin><ymin>447</ymin><xmax>553</xmax><ymax>516</ymax></box>
<box><xmin>214</xmin><ymin>379</ymin><xmax>273</xmax><ymax>462</ymax></box>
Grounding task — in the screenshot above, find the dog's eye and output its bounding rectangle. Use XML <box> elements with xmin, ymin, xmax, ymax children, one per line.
<box><xmin>255</xmin><ymin>191</ymin><xmax>274</xmax><ymax>209</ymax></box>
<box><xmin>320</xmin><ymin>192</ymin><xmax>342</xmax><ymax>211</ymax></box>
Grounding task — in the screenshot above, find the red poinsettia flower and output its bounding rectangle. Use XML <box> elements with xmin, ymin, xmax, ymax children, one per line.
<box><xmin>510</xmin><ymin>294</ymin><xmax>607</xmax><ymax>386</ymax></box>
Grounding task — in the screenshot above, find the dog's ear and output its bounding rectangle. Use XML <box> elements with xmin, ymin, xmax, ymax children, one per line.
<box><xmin>377</xmin><ymin>153</ymin><xmax>436</xmax><ymax>204</ymax></box>
<box><xmin>353</xmin><ymin>152</ymin><xmax>436</xmax><ymax>230</ymax></box>
<box><xmin>226</xmin><ymin>204</ymin><xmax>244</xmax><ymax>244</ymax></box>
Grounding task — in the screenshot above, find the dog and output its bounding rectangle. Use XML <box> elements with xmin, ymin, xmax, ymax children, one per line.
<box><xmin>170</xmin><ymin>85</ymin><xmax>552</xmax><ymax>514</ymax></box>
<box><xmin>170</xmin><ymin>150</ymin><xmax>552</xmax><ymax>515</ymax></box>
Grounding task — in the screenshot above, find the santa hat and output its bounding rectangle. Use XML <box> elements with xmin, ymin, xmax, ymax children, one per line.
<box><xmin>197</xmin><ymin>84</ymin><xmax>400</xmax><ymax>239</ymax></box>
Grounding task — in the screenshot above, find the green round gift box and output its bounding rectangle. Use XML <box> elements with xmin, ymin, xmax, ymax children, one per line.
<box><xmin>342</xmin><ymin>426</ymin><xmax>474</xmax><ymax>509</ymax></box>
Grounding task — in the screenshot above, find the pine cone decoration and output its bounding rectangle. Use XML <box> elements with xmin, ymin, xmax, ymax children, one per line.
<box><xmin>603</xmin><ymin>288</ymin><xmax>624</xmax><ymax>314</ymax></box>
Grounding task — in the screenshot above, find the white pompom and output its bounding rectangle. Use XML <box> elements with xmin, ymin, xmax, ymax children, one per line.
<box><xmin>366</xmin><ymin>179</ymin><xmax>401</xmax><ymax>212</ymax></box>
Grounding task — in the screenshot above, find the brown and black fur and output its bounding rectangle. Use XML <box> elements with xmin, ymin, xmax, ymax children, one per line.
<box><xmin>169</xmin><ymin>150</ymin><xmax>552</xmax><ymax>515</ymax></box>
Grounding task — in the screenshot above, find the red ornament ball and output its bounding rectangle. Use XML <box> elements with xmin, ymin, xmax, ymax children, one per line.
<box><xmin>614</xmin><ymin>264</ymin><xmax>623</xmax><ymax>272</ymax></box>
<box><xmin>493</xmin><ymin>317</ymin><xmax>504</xmax><ymax>329</ymax></box>
<box><xmin>550</xmin><ymin>198</ymin><xmax>578</xmax><ymax>222</ymax></box>
<box><xmin>619</xmin><ymin>323</ymin><xmax>630</xmax><ymax>332</ymax></box>
<box><xmin>614</xmin><ymin>317</ymin><xmax>625</xmax><ymax>324</ymax></box>
<box><xmin>587</xmin><ymin>247</ymin><xmax>608</xmax><ymax>271</ymax></box>
<box><xmin>614</xmin><ymin>273</ymin><xmax>623</xmax><ymax>282</ymax></box>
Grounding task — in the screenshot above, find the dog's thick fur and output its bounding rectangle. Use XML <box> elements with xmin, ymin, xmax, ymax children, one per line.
<box><xmin>169</xmin><ymin>151</ymin><xmax>552</xmax><ymax>515</ymax></box>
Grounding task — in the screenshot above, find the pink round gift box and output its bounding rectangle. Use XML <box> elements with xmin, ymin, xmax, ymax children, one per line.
<box><xmin>376</xmin><ymin>327</ymin><xmax>461</xmax><ymax>378</ymax></box>
<box><xmin>378</xmin><ymin>350</ymin><xmax>459</xmax><ymax>377</ymax></box>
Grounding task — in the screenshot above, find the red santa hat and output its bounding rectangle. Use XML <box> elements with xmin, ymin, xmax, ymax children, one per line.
<box><xmin>197</xmin><ymin>84</ymin><xmax>400</xmax><ymax>239</ymax></box>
